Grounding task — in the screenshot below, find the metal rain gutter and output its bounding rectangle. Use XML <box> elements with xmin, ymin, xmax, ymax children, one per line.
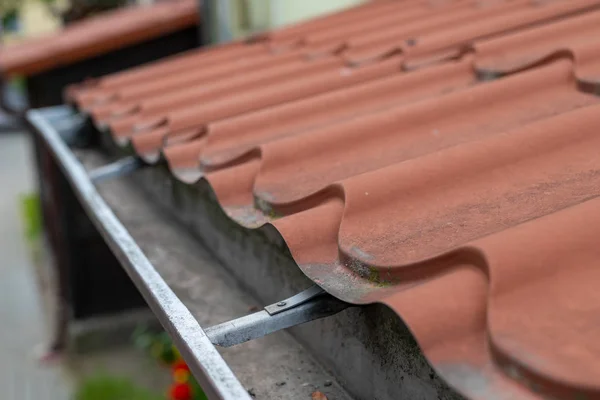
<box><xmin>27</xmin><ymin>106</ymin><xmax>252</xmax><ymax>400</ymax></box>
<box><xmin>27</xmin><ymin>105</ymin><xmax>352</xmax><ymax>399</ymax></box>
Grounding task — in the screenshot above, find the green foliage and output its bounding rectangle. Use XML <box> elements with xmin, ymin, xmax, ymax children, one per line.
<box><xmin>1</xmin><ymin>8</ymin><xmax>17</xmax><ymax>24</ymax></box>
<box><xmin>0</xmin><ymin>0</ymin><xmax>24</xmax><ymax>19</ymax></box>
<box><xmin>1</xmin><ymin>0</ymin><xmax>57</xmax><ymax>16</ymax></box>
<box><xmin>188</xmin><ymin>379</ymin><xmax>209</xmax><ymax>400</ymax></box>
<box><xmin>75</xmin><ymin>374</ymin><xmax>165</xmax><ymax>400</ymax></box>
<box><xmin>19</xmin><ymin>193</ymin><xmax>42</xmax><ymax>242</ymax></box>
<box><xmin>132</xmin><ymin>325</ymin><xmax>208</xmax><ymax>400</ymax></box>
<box><xmin>10</xmin><ymin>76</ymin><xmax>27</xmax><ymax>92</ymax></box>
<box><xmin>133</xmin><ymin>327</ymin><xmax>178</xmax><ymax>364</ymax></box>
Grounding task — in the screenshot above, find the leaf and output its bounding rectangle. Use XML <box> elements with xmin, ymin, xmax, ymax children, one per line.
<box><xmin>311</xmin><ymin>391</ymin><xmax>328</xmax><ymax>400</ymax></box>
<box><xmin>75</xmin><ymin>374</ymin><xmax>163</xmax><ymax>400</ymax></box>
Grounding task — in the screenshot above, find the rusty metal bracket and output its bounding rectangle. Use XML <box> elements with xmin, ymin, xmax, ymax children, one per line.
<box><xmin>205</xmin><ymin>285</ymin><xmax>350</xmax><ymax>348</ymax></box>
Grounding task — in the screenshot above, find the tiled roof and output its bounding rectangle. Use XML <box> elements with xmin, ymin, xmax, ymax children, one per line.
<box><xmin>0</xmin><ymin>0</ymin><xmax>198</xmax><ymax>77</ymax></box>
<box><xmin>68</xmin><ymin>1</ymin><xmax>600</xmax><ymax>398</ymax></box>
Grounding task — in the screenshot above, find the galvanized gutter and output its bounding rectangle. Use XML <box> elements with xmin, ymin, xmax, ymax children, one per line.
<box><xmin>27</xmin><ymin>106</ymin><xmax>252</xmax><ymax>400</ymax></box>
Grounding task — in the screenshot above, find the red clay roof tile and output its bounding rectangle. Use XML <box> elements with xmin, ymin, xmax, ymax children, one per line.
<box><xmin>89</xmin><ymin>54</ymin><xmax>345</xmax><ymax>122</ymax></box>
<box><xmin>475</xmin><ymin>9</ymin><xmax>600</xmax><ymax>74</ymax></box>
<box><xmin>70</xmin><ymin>1</ymin><xmax>600</xmax><ymax>399</ymax></box>
<box><xmin>0</xmin><ymin>0</ymin><xmax>198</xmax><ymax>77</ymax></box>
<box><xmin>111</xmin><ymin>55</ymin><xmax>404</xmax><ymax>139</ymax></box>
<box><xmin>69</xmin><ymin>1</ymin><xmax>510</xmax><ymax>109</ymax></box>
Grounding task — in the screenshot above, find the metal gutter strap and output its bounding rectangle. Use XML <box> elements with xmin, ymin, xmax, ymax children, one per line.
<box><xmin>89</xmin><ymin>156</ymin><xmax>144</xmax><ymax>183</ymax></box>
<box><xmin>26</xmin><ymin>106</ymin><xmax>252</xmax><ymax>400</ymax></box>
<box><xmin>206</xmin><ymin>285</ymin><xmax>350</xmax><ymax>347</ymax></box>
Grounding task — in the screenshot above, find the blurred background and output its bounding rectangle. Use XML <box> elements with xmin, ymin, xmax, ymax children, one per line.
<box><xmin>1</xmin><ymin>0</ymin><xmax>364</xmax><ymax>41</ymax></box>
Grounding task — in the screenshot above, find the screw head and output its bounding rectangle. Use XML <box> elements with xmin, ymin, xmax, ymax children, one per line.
<box><xmin>277</xmin><ymin>301</ymin><xmax>287</xmax><ymax>307</ymax></box>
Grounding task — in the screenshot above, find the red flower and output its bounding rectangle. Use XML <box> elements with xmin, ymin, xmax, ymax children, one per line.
<box><xmin>169</xmin><ymin>382</ymin><xmax>192</xmax><ymax>400</ymax></box>
<box><xmin>172</xmin><ymin>360</ymin><xmax>190</xmax><ymax>373</ymax></box>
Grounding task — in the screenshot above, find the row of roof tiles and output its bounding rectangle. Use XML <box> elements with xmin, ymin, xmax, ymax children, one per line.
<box><xmin>0</xmin><ymin>0</ymin><xmax>198</xmax><ymax>77</ymax></box>
<box><xmin>68</xmin><ymin>1</ymin><xmax>600</xmax><ymax>399</ymax></box>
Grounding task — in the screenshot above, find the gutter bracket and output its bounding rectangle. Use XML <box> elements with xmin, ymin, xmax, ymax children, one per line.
<box><xmin>89</xmin><ymin>156</ymin><xmax>144</xmax><ymax>183</ymax></box>
<box><xmin>265</xmin><ymin>284</ymin><xmax>326</xmax><ymax>315</ymax></box>
<box><xmin>205</xmin><ymin>285</ymin><xmax>351</xmax><ymax>348</ymax></box>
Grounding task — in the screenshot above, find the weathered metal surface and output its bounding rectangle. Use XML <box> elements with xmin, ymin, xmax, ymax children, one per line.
<box><xmin>89</xmin><ymin>156</ymin><xmax>143</xmax><ymax>183</ymax></box>
<box><xmin>130</xmin><ymin>156</ymin><xmax>464</xmax><ymax>400</ymax></box>
<box><xmin>27</xmin><ymin>107</ymin><xmax>251</xmax><ymax>400</ymax></box>
<box><xmin>264</xmin><ymin>284</ymin><xmax>326</xmax><ymax>315</ymax></box>
<box><xmin>77</xmin><ymin>147</ymin><xmax>357</xmax><ymax>400</ymax></box>
<box><xmin>206</xmin><ymin>287</ymin><xmax>349</xmax><ymax>347</ymax></box>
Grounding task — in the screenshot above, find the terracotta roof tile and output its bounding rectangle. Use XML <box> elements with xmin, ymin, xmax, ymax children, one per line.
<box><xmin>68</xmin><ymin>1</ymin><xmax>513</xmax><ymax>109</ymax></box>
<box><xmin>475</xmin><ymin>9</ymin><xmax>600</xmax><ymax>74</ymax></box>
<box><xmin>111</xmin><ymin>55</ymin><xmax>404</xmax><ymax>140</ymax></box>
<box><xmin>89</xmin><ymin>54</ymin><xmax>345</xmax><ymax>122</ymax></box>
<box><xmin>71</xmin><ymin>1</ymin><xmax>600</xmax><ymax>399</ymax></box>
<box><xmin>0</xmin><ymin>0</ymin><xmax>198</xmax><ymax>77</ymax></box>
